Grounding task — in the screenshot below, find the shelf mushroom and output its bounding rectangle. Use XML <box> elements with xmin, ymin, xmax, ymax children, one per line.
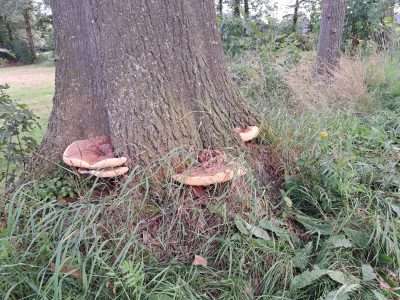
<box><xmin>77</xmin><ymin>167</ymin><xmax>129</xmax><ymax>178</ymax></box>
<box><xmin>234</xmin><ymin>126</ymin><xmax>260</xmax><ymax>142</ymax></box>
<box><xmin>173</xmin><ymin>161</ymin><xmax>246</xmax><ymax>187</ymax></box>
<box><xmin>63</xmin><ymin>136</ymin><xmax>129</xmax><ymax>178</ymax></box>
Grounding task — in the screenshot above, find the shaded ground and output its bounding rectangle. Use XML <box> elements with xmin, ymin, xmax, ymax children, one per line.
<box><xmin>0</xmin><ymin>65</ymin><xmax>55</xmax><ymax>133</ymax></box>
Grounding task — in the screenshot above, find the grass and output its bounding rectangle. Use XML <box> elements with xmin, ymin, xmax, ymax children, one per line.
<box><xmin>1</xmin><ymin>51</ymin><xmax>400</xmax><ymax>299</ymax></box>
<box><xmin>0</xmin><ymin>64</ymin><xmax>54</xmax><ymax>133</ymax></box>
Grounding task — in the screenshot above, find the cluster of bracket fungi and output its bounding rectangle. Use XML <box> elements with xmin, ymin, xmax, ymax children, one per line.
<box><xmin>63</xmin><ymin>136</ymin><xmax>129</xmax><ymax>178</ymax></box>
<box><xmin>63</xmin><ymin>126</ymin><xmax>260</xmax><ymax>185</ymax></box>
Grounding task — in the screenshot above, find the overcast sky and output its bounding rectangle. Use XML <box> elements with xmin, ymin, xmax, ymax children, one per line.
<box><xmin>272</xmin><ymin>0</ymin><xmax>294</xmax><ymax>19</ymax></box>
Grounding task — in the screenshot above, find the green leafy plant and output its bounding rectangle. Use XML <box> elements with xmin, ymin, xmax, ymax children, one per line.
<box><xmin>34</xmin><ymin>174</ymin><xmax>77</xmax><ymax>202</ymax></box>
<box><xmin>0</xmin><ymin>84</ymin><xmax>40</xmax><ymax>188</ymax></box>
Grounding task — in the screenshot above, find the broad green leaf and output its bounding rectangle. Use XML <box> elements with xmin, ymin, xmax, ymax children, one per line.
<box><xmin>327</xmin><ymin>271</ymin><xmax>360</xmax><ymax>285</ymax></box>
<box><xmin>291</xmin><ymin>269</ymin><xmax>360</xmax><ymax>291</ymax></box>
<box><xmin>324</xmin><ymin>284</ymin><xmax>360</xmax><ymax>300</ymax></box>
<box><xmin>234</xmin><ymin>216</ymin><xmax>271</xmax><ymax>241</ymax></box>
<box><xmin>343</xmin><ymin>228</ymin><xmax>370</xmax><ymax>248</ymax></box>
<box><xmin>291</xmin><ymin>269</ymin><xmax>329</xmax><ymax>290</ymax></box>
<box><xmin>295</xmin><ymin>214</ymin><xmax>333</xmax><ymax>235</ymax></box>
<box><xmin>361</xmin><ymin>264</ymin><xmax>376</xmax><ymax>282</ymax></box>
<box><xmin>293</xmin><ymin>242</ymin><xmax>313</xmax><ymax>270</ymax></box>
<box><xmin>259</xmin><ymin>219</ymin><xmax>292</xmax><ymax>242</ymax></box>
<box><xmin>235</xmin><ymin>216</ymin><xmax>249</xmax><ymax>235</ymax></box>
<box><xmin>328</xmin><ymin>235</ymin><xmax>353</xmax><ymax>249</ymax></box>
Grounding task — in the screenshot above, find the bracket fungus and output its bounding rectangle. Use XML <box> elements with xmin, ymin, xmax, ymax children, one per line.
<box><xmin>173</xmin><ymin>150</ymin><xmax>246</xmax><ymax>187</ymax></box>
<box><xmin>78</xmin><ymin>167</ymin><xmax>129</xmax><ymax>178</ymax></box>
<box><xmin>63</xmin><ymin>136</ymin><xmax>128</xmax><ymax>178</ymax></box>
<box><xmin>234</xmin><ymin>126</ymin><xmax>260</xmax><ymax>142</ymax></box>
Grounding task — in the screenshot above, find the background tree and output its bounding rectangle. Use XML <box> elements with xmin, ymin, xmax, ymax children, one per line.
<box><xmin>233</xmin><ymin>0</ymin><xmax>241</xmax><ymax>17</ymax></box>
<box><xmin>217</xmin><ymin>0</ymin><xmax>223</xmax><ymax>16</ymax></box>
<box><xmin>40</xmin><ymin>0</ymin><xmax>258</xmax><ymax>167</ymax></box>
<box><xmin>292</xmin><ymin>0</ymin><xmax>302</xmax><ymax>32</ymax></box>
<box><xmin>22</xmin><ymin>1</ymin><xmax>36</xmax><ymax>62</ymax></box>
<box><xmin>315</xmin><ymin>0</ymin><xmax>347</xmax><ymax>76</ymax></box>
<box><xmin>290</xmin><ymin>0</ymin><xmax>319</xmax><ymax>33</ymax></box>
<box><xmin>244</xmin><ymin>0</ymin><xmax>250</xmax><ymax>17</ymax></box>
<box><xmin>344</xmin><ymin>0</ymin><xmax>397</xmax><ymax>50</ymax></box>
<box><xmin>0</xmin><ymin>16</ymin><xmax>14</xmax><ymax>46</ymax></box>
<box><xmin>0</xmin><ymin>0</ymin><xmax>50</xmax><ymax>63</ymax></box>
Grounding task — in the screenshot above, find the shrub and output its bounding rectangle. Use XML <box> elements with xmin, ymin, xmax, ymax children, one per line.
<box><xmin>10</xmin><ymin>39</ymin><xmax>34</xmax><ymax>64</ymax></box>
<box><xmin>0</xmin><ymin>85</ymin><xmax>40</xmax><ymax>189</ymax></box>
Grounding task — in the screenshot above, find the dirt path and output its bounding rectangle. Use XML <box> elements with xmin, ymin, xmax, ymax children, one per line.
<box><xmin>0</xmin><ymin>65</ymin><xmax>55</xmax><ymax>87</ymax></box>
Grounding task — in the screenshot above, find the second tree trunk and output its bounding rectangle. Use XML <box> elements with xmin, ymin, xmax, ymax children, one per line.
<box><xmin>315</xmin><ymin>0</ymin><xmax>347</xmax><ymax>76</ymax></box>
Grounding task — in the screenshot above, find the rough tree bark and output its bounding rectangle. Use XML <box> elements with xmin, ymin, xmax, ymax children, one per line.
<box><xmin>233</xmin><ymin>0</ymin><xmax>241</xmax><ymax>17</ymax></box>
<box><xmin>39</xmin><ymin>1</ymin><xmax>110</xmax><ymax>160</ymax></box>
<box><xmin>40</xmin><ymin>0</ymin><xmax>257</xmax><ymax>167</ymax></box>
<box><xmin>22</xmin><ymin>1</ymin><xmax>36</xmax><ymax>62</ymax></box>
<box><xmin>315</xmin><ymin>0</ymin><xmax>347</xmax><ymax>76</ymax></box>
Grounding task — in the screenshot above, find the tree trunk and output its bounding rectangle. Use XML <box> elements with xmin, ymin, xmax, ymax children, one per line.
<box><xmin>315</xmin><ymin>0</ymin><xmax>347</xmax><ymax>77</ymax></box>
<box><xmin>244</xmin><ymin>0</ymin><xmax>250</xmax><ymax>18</ymax></box>
<box><xmin>233</xmin><ymin>0</ymin><xmax>241</xmax><ymax>17</ymax></box>
<box><xmin>384</xmin><ymin>0</ymin><xmax>395</xmax><ymax>19</ymax></box>
<box><xmin>292</xmin><ymin>0</ymin><xmax>300</xmax><ymax>32</ymax></box>
<box><xmin>39</xmin><ymin>1</ymin><xmax>110</xmax><ymax>160</ymax></box>
<box><xmin>0</xmin><ymin>17</ymin><xmax>6</xmax><ymax>46</ymax></box>
<box><xmin>217</xmin><ymin>0</ymin><xmax>223</xmax><ymax>16</ymax></box>
<box><xmin>22</xmin><ymin>2</ymin><xmax>36</xmax><ymax>63</ymax></box>
<box><xmin>5</xmin><ymin>19</ymin><xmax>13</xmax><ymax>42</ymax></box>
<box><xmin>39</xmin><ymin>0</ymin><xmax>258</xmax><ymax>168</ymax></box>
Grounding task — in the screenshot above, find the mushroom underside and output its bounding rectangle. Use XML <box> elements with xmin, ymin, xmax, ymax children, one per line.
<box><xmin>234</xmin><ymin>126</ymin><xmax>260</xmax><ymax>142</ymax></box>
<box><xmin>63</xmin><ymin>136</ymin><xmax>128</xmax><ymax>178</ymax></box>
<box><xmin>173</xmin><ymin>162</ymin><xmax>246</xmax><ymax>186</ymax></box>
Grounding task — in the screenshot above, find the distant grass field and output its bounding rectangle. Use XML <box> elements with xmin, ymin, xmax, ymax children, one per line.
<box><xmin>0</xmin><ymin>65</ymin><xmax>54</xmax><ymax>136</ymax></box>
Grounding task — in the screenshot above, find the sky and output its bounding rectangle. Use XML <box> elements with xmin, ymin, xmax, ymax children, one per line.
<box><xmin>272</xmin><ymin>0</ymin><xmax>294</xmax><ymax>19</ymax></box>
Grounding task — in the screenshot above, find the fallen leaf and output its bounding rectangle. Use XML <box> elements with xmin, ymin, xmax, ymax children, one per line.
<box><xmin>192</xmin><ymin>255</ymin><xmax>207</xmax><ymax>267</ymax></box>
<box><xmin>50</xmin><ymin>262</ymin><xmax>81</xmax><ymax>279</ymax></box>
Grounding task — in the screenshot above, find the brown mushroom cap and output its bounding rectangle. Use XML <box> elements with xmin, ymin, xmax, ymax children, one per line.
<box><xmin>78</xmin><ymin>166</ymin><xmax>129</xmax><ymax>178</ymax></box>
<box><xmin>234</xmin><ymin>126</ymin><xmax>260</xmax><ymax>142</ymax></box>
<box><xmin>63</xmin><ymin>136</ymin><xmax>127</xmax><ymax>169</ymax></box>
<box><xmin>173</xmin><ymin>162</ymin><xmax>246</xmax><ymax>186</ymax></box>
